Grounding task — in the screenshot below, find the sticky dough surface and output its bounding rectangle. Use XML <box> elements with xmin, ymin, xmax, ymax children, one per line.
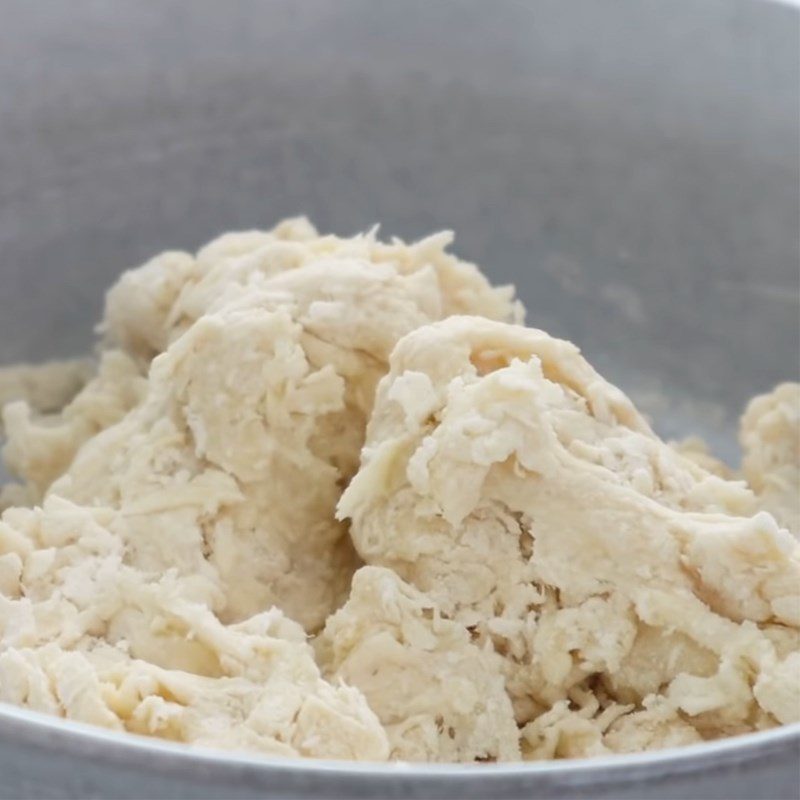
<box><xmin>0</xmin><ymin>219</ymin><xmax>797</xmax><ymax>763</ymax></box>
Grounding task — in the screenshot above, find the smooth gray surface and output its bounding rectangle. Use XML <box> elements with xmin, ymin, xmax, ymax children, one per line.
<box><xmin>0</xmin><ymin>1</ymin><xmax>799</xmax><ymax>798</ymax></box>
<box><xmin>1</xmin><ymin>0</ymin><xmax>798</xmax><ymax>455</ymax></box>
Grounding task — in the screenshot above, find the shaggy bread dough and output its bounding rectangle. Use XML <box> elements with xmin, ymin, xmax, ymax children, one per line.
<box><xmin>1</xmin><ymin>219</ymin><xmax>798</xmax><ymax>763</ymax></box>
<box><xmin>2</xmin><ymin>351</ymin><xmax>147</xmax><ymax>507</ymax></box>
<box><xmin>339</xmin><ymin>317</ymin><xmax>800</xmax><ymax>756</ymax></box>
<box><xmin>740</xmin><ymin>383</ymin><xmax>800</xmax><ymax>534</ymax></box>
<box><xmin>5</xmin><ymin>219</ymin><xmax>520</xmax><ymax>633</ymax></box>
<box><xmin>317</xmin><ymin>566</ymin><xmax>521</xmax><ymax>762</ymax></box>
<box><xmin>0</xmin><ymin>497</ymin><xmax>388</xmax><ymax>759</ymax></box>
<box><xmin>0</xmin><ymin>220</ymin><xmax>522</xmax><ymax>759</ymax></box>
<box><xmin>0</xmin><ymin>360</ymin><xmax>93</xmax><ymax>419</ymax></box>
<box><xmin>101</xmin><ymin>217</ymin><xmax>520</xmax><ymax>366</ymax></box>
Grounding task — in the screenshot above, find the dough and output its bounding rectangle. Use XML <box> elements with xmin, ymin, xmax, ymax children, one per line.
<box><xmin>2</xmin><ymin>351</ymin><xmax>146</xmax><ymax>506</ymax></box>
<box><xmin>0</xmin><ymin>220</ymin><xmax>518</xmax><ymax>759</ymax></box>
<box><xmin>339</xmin><ymin>317</ymin><xmax>800</xmax><ymax>756</ymax></box>
<box><xmin>0</xmin><ymin>497</ymin><xmax>388</xmax><ymax>759</ymax></box>
<box><xmin>0</xmin><ymin>359</ymin><xmax>93</xmax><ymax>418</ymax></box>
<box><xmin>317</xmin><ymin>565</ymin><xmax>521</xmax><ymax>762</ymax></box>
<box><xmin>43</xmin><ymin>222</ymin><xmax>519</xmax><ymax>632</ymax></box>
<box><xmin>0</xmin><ymin>219</ymin><xmax>797</xmax><ymax>763</ymax></box>
<box><xmin>740</xmin><ymin>383</ymin><xmax>800</xmax><ymax>533</ymax></box>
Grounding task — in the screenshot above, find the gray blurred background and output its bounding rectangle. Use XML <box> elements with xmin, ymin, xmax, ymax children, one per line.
<box><xmin>1</xmin><ymin>0</ymin><xmax>798</xmax><ymax>459</ymax></box>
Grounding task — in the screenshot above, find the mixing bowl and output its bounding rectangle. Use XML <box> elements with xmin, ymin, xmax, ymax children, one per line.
<box><xmin>1</xmin><ymin>1</ymin><xmax>798</xmax><ymax>797</ymax></box>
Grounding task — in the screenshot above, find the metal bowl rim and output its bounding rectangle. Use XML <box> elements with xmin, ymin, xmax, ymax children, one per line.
<box><xmin>1</xmin><ymin>703</ymin><xmax>798</xmax><ymax>779</ymax></box>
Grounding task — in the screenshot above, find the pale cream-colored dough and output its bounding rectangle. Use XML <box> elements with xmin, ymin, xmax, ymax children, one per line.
<box><xmin>38</xmin><ymin>223</ymin><xmax>519</xmax><ymax>633</ymax></box>
<box><xmin>740</xmin><ymin>383</ymin><xmax>800</xmax><ymax>534</ymax></box>
<box><xmin>0</xmin><ymin>220</ymin><xmax>520</xmax><ymax>759</ymax></box>
<box><xmin>101</xmin><ymin>217</ymin><xmax>521</xmax><ymax>365</ymax></box>
<box><xmin>2</xmin><ymin>351</ymin><xmax>146</xmax><ymax>505</ymax></box>
<box><xmin>340</xmin><ymin>317</ymin><xmax>800</xmax><ymax>757</ymax></box>
<box><xmin>317</xmin><ymin>565</ymin><xmax>520</xmax><ymax>762</ymax></box>
<box><xmin>1</xmin><ymin>219</ymin><xmax>797</xmax><ymax>763</ymax></box>
<box><xmin>0</xmin><ymin>359</ymin><xmax>93</xmax><ymax>418</ymax></box>
<box><xmin>0</xmin><ymin>358</ymin><xmax>97</xmax><ymax>510</ymax></box>
<box><xmin>0</xmin><ymin>497</ymin><xmax>388</xmax><ymax>759</ymax></box>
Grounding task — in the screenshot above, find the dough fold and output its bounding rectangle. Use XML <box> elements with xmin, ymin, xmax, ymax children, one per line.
<box><xmin>340</xmin><ymin>317</ymin><xmax>800</xmax><ymax>753</ymax></box>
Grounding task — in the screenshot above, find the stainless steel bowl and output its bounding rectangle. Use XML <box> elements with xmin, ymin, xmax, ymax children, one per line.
<box><xmin>1</xmin><ymin>1</ymin><xmax>798</xmax><ymax>797</ymax></box>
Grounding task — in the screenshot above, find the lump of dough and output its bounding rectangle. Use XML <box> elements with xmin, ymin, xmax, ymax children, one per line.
<box><xmin>1</xmin><ymin>220</ymin><xmax>524</xmax><ymax>761</ymax></box>
<box><xmin>2</xmin><ymin>351</ymin><xmax>146</xmax><ymax>504</ymax></box>
<box><xmin>0</xmin><ymin>495</ymin><xmax>389</xmax><ymax>760</ymax></box>
<box><xmin>602</xmin><ymin>702</ymin><xmax>703</xmax><ymax>754</ymax></box>
<box><xmin>340</xmin><ymin>316</ymin><xmax>800</xmax><ymax>749</ymax></box>
<box><xmin>317</xmin><ymin>566</ymin><xmax>520</xmax><ymax>762</ymax></box>
<box><xmin>0</xmin><ymin>359</ymin><xmax>93</xmax><ymax>418</ymax></box>
<box><xmin>54</xmin><ymin>258</ymin><xmax>517</xmax><ymax>632</ymax></box>
<box><xmin>740</xmin><ymin>383</ymin><xmax>800</xmax><ymax>534</ymax></box>
<box><xmin>10</xmin><ymin>221</ymin><xmax>520</xmax><ymax>633</ymax></box>
<box><xmin>102</xmin><ymin>217</ymin><xmax>521</xmax><ymax>365</ymax></box>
